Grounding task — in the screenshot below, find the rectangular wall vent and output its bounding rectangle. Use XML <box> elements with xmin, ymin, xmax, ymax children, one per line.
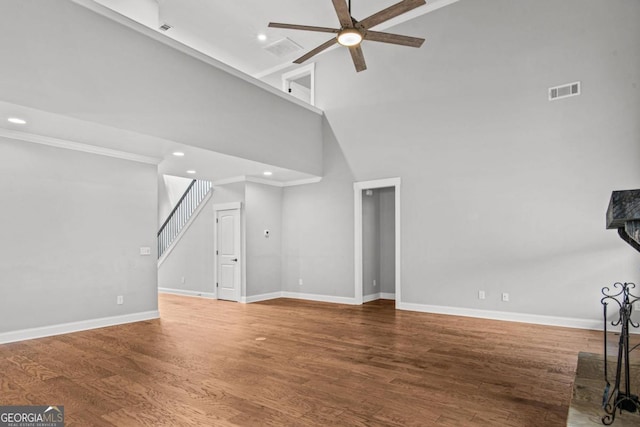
<box><xmin>159</xmin><ymin>23</ymin><xmax>173</xmax><ymax>32</ymax></box>
<box><xmin>263</xmin><ymin>38</ymin><xmax>303</xmax><ymax>58</ymax></box>
<box><xmin>549</xmin><ymin>81</ymin><xmax>580</xmax><ymax>101</ymax></box>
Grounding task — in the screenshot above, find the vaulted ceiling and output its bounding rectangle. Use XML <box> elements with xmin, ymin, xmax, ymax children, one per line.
<box><xmin>90</xmin><ymin>0</ymin><xmax>459</xmax><ymax>77</ymax></box>
<box><xmin>0</xmin><ymin>0</ymin><xmax>459</xmax><ymax>184</ymax></box>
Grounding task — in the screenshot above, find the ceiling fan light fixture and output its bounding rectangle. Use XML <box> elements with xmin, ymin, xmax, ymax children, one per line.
<box><xmin>337</xmin><ymin>28</ymin><xmax>362</xmax><ymax>47</ymax></box>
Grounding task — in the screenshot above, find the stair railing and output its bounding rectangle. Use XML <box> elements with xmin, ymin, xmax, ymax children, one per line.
<box><xmin>158</xmin><ymin>179</ymin><xmax>212</xmax><ymax>257</ymax></box>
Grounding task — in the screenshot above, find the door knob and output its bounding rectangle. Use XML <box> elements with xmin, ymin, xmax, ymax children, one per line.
<box><xmin>231</xmin><ymin>258</ymin><xmax>238</xmax><ymax>262</ymax></box>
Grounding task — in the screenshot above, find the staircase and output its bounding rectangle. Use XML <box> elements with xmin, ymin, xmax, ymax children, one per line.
<box><xmin>158</xmin><ymin>179</ymin><xmax>212</xmax><ymax>258</ymax></box>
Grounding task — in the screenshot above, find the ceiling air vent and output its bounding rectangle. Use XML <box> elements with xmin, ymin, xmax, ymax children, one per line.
<box><xmin>159</xmin><ymin>23</ymin><xmax>173</xmax><ymax>32</ymax></box>
<box><xmin>263</xmin><ymin>38</ymin><xmax>303</xmax><ymax>58</ymax></box>
<box><xmin>549</xmin><ymin>81</ymin><xmax>580</xmax><ymax>101</ymax></box>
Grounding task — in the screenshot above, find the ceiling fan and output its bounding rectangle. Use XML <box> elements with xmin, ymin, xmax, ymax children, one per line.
<box><xmin>268</xmin><ymin>0</ymin><xmax>426</xmax><ymax>72</ymax></box>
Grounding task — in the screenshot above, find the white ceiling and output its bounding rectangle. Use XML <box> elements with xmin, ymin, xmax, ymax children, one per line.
<box><xmin>92</xmin><ymin>0</ymin><xmax>459</xmax><ymax>77</ymax></box>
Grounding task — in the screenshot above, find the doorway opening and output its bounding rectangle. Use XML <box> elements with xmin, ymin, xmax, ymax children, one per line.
<box><xmin>282</xmin><ymin>63</ymin><xmax>315</xmax><ymax>106</ymax></box>
<box><xmin>354</xmin><ymin>178</ymin><xmax>401</xmax><ymax>307</ymax></box>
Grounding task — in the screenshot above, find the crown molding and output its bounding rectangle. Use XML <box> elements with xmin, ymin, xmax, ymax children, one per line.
<box><xmin>281</xmin><ymin>176</ymin><xmax>322</xmax><ymax>187</ymax></box>
<box><xmin>0</xmin><ymin>128</ymin><xmax>162</xmax><ymax>165</ymax></box>
<box><xmin>212</xmin><ymin>175</ymin><xmax>322</xmax><ymax>188</ymax></box>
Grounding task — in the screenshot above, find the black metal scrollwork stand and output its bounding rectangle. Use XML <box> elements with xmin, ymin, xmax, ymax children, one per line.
<box><xmin>601</xmin><ymin>282</ymin><xmax>640</xmax><ymax>425</ymax></box>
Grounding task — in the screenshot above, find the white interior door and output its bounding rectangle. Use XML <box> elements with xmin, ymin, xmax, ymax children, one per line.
<box><xmin>288</xmin><ymin>81</ymin><xmax>311</xmax><ymax>104</ymax></box>
<box><xmin>216</xmin><ymin>208</ymin><xmax>241</xmax><ymax>301</ymax></box>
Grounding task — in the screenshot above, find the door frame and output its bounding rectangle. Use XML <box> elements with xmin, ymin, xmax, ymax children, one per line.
<box><xmin>281</xmin><ymin>63</ymin><xmax>315</xmax><ymax>106</ymax></box>
<box><xmin>213</xmin><ymin>202</ymin><xmax>244</xmax><ymax>302</ymax></box>
<box><xmin>354</xmin><ymin>178</ymin><xmax>401</xmax><ymax>307</ymax></box>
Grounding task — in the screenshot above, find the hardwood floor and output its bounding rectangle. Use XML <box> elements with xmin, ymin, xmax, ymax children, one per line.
<box><xmin>0</xmin><ymin>294</ymin><xmax>622</xmax><ymax>426</ymax></box>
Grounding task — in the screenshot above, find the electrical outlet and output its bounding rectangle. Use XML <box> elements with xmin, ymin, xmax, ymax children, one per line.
<box><xmin>373</xmin><ymin>279</ymin><xmax>377</xmax><ymax>287</ymax></box>
<box><xmin>502</xmin><ymin>292</ymin><xmax>509</xmax><ymax>302</ymax></box>
<box><xmin>117</xmin><ymin>295</ymin><xmax>124</xmax><ymax>305</ymax></box>
<box><xmin>478</xmin><ymin>290</ymin><xmax>485</xmax><ymax>300</ymax></box>
<box><xmin>299</xmin><ymin>278</ymin><xmax>303</xmax><ymax>286</ymax></box>
<box><xmin>181</xmin><ymin>276</ymin><xmax>185</xmax><ymax>284</ymax></box>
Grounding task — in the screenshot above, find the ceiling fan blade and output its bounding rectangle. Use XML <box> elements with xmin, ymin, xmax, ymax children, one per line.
<box><xmin>293</xmin><ymin>38</ymin><xmax>338</xmax><ymax>64</ymax></box>
<box><xmin>359</xmin><ymin>0</ymin><xmax>426</xmax><ymax>30</ymax></box>
<box><xmin>364</xmin><ymin>30</ymin><xmax>424</xmax><ymax>48</ymax></box>
<box><xmin>268</xmin><ymin>22</ymin><xmax>339</xmax><ymax>34</ymax></box>
<box><xmin>348</xmin><ymin>45</ymin><xmax>367</xmax><ymax>72</ymax></box>
<box><xmin>332</xmin><ymin>0</ymin><xmax>354</xmax><ymax>28</ymax></box>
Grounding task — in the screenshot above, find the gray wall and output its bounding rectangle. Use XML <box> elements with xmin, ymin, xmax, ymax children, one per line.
<box><xmin>157</xmin><ymin>196</ymin><xmax>215</xmax><ymax>294</ymax></box>
<box><xmin>378</xmin><ymin>187</ymin><xmax>396</xmax><ymax>295</ymax></box>
<box><xmin>245</xmin><ymin>182</ymin><xmax>283</xmax><ymax>297</ymax></box>
<box><xmin>0</xmin><ymin>0</ymin><xmax>323</xmax><ymax>176</ymax></box>
<box><xmin>160</xmin><ymin>181</ymin><xmax>285</xmax><ymax>299</ymax></box>
<box><xmin>0</xmin><ymin>137</ymin><xmax>158</xmax><ymax>333</ymax></box>
<box><xmin>158</xmin><ymin>174</ymin><xmax>193</xmax><ymax>225</ymax></box>
<box><xmin>211</xmin><ymin>182</ymin><xmax>246</xmax><ymax>206</ymax></box>
<box><xmin>157</xmin><ymin>182</ymin><xmax>245</xmax><ymax>295</ymax></box>
<box><xmin>362</xmin><ymin>187</ymin><xmax>396</xmax><ymax>299</ymax></box>
<box><xmin>280</xmin><ymin>0</ymin><xmax>640</xmax><ymax>320</ymax></box>
<box><xmin>281</xmin><ymin>120</ymin><xmax>355</xmax><ymax>298</ymax></box>
<box><xmin>362</xmin><ymin>190</ymin><xmax>380</xmax><ymax>297</ymax></box>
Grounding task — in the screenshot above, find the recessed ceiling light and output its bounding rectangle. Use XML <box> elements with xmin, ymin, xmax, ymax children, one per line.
<box><xmin>7</xmin><ymin>117</ymin><xmax>26</xmax><ymax>125</ymax></box>
<box><xmin>257</xmin><ymin>34</ymin><xmax>267</xmax><ymax>41</ymax></box>
<box><xmin>186</xmin><ymin>170</ymin><xmax>196</xmax><ymax>174</ymax></box>
<box><xmin>263</xmin><ymin>171</ymin><xmax>273</xmax><ymax>176</ymax></box>
<box><xmin>172</xmin><ymin>151</ymin><xmax>185</xmax><ymax>157</ymax></box>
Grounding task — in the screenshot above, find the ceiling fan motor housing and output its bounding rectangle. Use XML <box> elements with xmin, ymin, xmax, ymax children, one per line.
<box><xmin>337</xmin><ymin>28</ymin><xmax>363</xmax><ymax>46</ymax></box>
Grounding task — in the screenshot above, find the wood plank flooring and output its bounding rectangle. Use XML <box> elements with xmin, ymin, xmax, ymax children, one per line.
<box><xmin>0</xmin><ymin>294</ymin><xmax>628</xmax><ymax>426</ymax></box>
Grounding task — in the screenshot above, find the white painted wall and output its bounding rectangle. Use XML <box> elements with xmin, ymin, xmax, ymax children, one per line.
<box><xmin>281</xmin><ymin>0</ymin><xmax>640</xmax><ymax>321</ymax></box>
<box><xmin>0</xmin><ymin>137</ymin><xmax>158</xmax><ymax>334</ymax></box>
<box><xmin>245</xmin><ymin>182</ymin><xmax>283</xmax><ymax>297</ymax></box>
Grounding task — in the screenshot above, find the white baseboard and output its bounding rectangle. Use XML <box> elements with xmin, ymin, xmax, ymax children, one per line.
<box><xmin>363</xmin><ymin>292</ymin><xmax>397</xmax><ymax>302</ymax></box>
<box><xmin>241</xmin><ymin>292</ymin><xmax>283</xmax><ymax>303</ymax></box>
<box><xmin>281</xmin><ymin>291</ymin><xmax>358</xmax><ymax>305</ymax></box>
<box><xmin>158</xmin><ymin>287</ymin><xmax>216</xmax><ymax>299</ymax></box>
<box><xmin>158</xmin><ymin>290</ymin><xmax>607</xmax><ymax>332</ymax></box>
<box><xmin>397</xmin><ymin>302</ymin><xmax>602</xmax><ymax>331</ymax></box>
<box><xmin>363</xmin><ymin>293</ymin><xmax>379</xmax><ymax>303</ymax></box>
<box><xmin>0</xmin><ymin>310</ymin><xmax>160</xmax><ymax>345</ymax></box>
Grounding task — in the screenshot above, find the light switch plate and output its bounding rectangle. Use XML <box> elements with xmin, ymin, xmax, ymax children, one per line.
<box><xmin>140</xmin><ymin>247</ymin><xmax>151</xmax><ymax>255</ymax></box>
